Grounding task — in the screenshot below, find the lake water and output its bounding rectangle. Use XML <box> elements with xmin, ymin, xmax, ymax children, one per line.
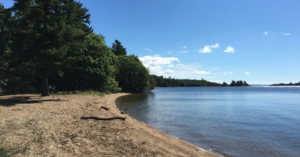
<box><xmin>115</xmin><ymin>86</ymin><xmax>300</xmax><ymax>157</ymax></box>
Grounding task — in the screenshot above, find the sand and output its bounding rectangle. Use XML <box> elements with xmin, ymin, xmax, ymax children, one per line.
<box><xmin>0</xmin><ymin>93</ymin><xmax>219</xmax><ymax>157</ymax></box>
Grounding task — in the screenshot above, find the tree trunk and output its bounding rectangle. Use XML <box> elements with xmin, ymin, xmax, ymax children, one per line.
<box><xmin>42</xmin><ymin>75</ymin><xmax>49</xmax><ymax>96</ymax></box>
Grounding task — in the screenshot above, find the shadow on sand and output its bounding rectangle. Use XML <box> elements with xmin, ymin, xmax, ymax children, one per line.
<box><xmin>0</xmin><ymin>96</ymin><xmax>67</xmax><ymax>107</ymax></box>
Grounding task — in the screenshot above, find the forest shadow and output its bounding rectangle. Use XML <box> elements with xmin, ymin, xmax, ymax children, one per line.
<box><xmin>0</xmin><ymin>96</ymin><xmax>67</xmax><ymax>107</ymax></box>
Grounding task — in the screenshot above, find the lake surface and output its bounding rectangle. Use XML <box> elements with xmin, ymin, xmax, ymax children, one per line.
<box><xmin>115</xmin><ymin>86</ymin><xmax>300</xmax><ymax>157</ymax></box>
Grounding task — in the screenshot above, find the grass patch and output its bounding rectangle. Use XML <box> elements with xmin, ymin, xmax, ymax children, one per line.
<box><xmin>0</xmin><ymin>143</ymin><xmax>28</xmax><ymax>157</ymax></box>
<box><xmin>0</xmin><ymin>146</ymin><xmax>9</xmax><ymax>157</ymax></box>
<box><xmin>50</xmin><ymin>90</ymin><xmax>108</xmax><ymax>97</ymax></box>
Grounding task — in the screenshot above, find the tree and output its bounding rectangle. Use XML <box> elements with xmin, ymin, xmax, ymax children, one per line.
<box><xmin>49</xmin><ymin>33</ymin><xmax>120</xmax><ymax>92</ymax></box>
<box><xmin>111</xmin><ymin>40</ymin><xmax>127</xmax><ymax>56</ymax></box>
<box><xmin>222</xmin><ymin>82</ymin><xmax>228</xmax><ymax>86</ymax></box>
<box><xmin>230</xmin><ymin>80</ymin><xmax>236</xmax><ymax>86</ymax></box>
<box><xmin>149</xmin><ymin>75</ymin><xmax>156</xmax><ymax>90</ymax></box>
<box><xmin>4</xmin><ymin>0</ymin><xmax>93</xmax><ymax>96</ymax></box>
<box><xmin>0</xmin><ymin>3</ymin><xmax>13</xmax><ymax>78</ymax></box>
<box><xmin>116</xmin><ymin>55</ymin><xmax>149</xmax><ymax>93</ymax></box>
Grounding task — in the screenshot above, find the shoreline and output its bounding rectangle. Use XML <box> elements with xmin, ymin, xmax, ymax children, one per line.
<box><xmin>114</xmin><ymin>94</ymin><xmax>222</xmax><ymax>157</ymax></box>
<box><xmin>0</xmin><ymin>93</ymin><xmax>219</xmax><ymax>156</ymax></box>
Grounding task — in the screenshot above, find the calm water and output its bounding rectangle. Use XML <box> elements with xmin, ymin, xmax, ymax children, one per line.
<box><xmin>116</xmin><ymin>87</ymin><xmax>300</xmax><ymax>157</ymax></box>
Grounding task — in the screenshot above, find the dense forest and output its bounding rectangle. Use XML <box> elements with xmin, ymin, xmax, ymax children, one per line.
<box><xmin>150</xmin><ymin>75</ymin><xmax>249</xmax><ymax>87</ymax></box>
<box><xmin>0</xmin><ymin>0</ymin><xmax>149</xmax><ymax>95</ymax></box>
<box><xmin>270</xmin><ymin>82</ymin><xmax>300</xmax><ymax>86</ymax></box>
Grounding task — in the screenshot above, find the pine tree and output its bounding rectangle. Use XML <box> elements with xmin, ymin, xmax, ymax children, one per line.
<box><xmin>5</xmin><ymin>0</ymin><xmax>92</xmax><ymax>96</ymax></box>
<box><xmin>111</xmin><ymin>40</ymin><xmax>127</xmax><ymax>56</ymax></box>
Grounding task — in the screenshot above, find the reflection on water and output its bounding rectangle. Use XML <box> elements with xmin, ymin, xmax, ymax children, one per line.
<box><xmin>116</xmin><ymin>87</ymin><xmax>300</xmax><ymax>157</ymax></box>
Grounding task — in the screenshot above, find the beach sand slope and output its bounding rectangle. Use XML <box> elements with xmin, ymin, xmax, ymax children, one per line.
<box><xmin>0</xmin><ymin>93</ymin><xmax>218</xmax><ymax>157</ymax></box>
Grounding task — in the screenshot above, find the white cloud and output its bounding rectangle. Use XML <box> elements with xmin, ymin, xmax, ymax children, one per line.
<box><xmin>139</xmin><ymin>56</ymin><xmax>209</xmax><ymax>79</ymax></box>
<box><xmin>199</xmin><ymin>43</ymin><xmax>219</xmax><ymax>53</ymax></box>
<box><xmin>164</xmin><ymin>70</ymin><xmax>174</xmax><ymax>74</ymax></box>
<box><xmin>264</xmin><ymin>31</ymin><xmax>268</xmax><ymax>35</ymax></box>
<box><xmin>177</xmin><ymin>50</ymin><xmax>188</xmax><ymax>54</ymax></box>
<box><xmin>224</xmin><ymin>46</ymin><xmax>235</xmax><ymax>53</ymax></box>
<box><xmin>211</xmin><ymin>43</ymin><xmax>219</xmax><ymax>48</ymax></box>
<box><xmin>194</xmin><ymin>49</ymin><xmax>198</xmax><ymax>51</ymax></box>
<box><xmin>199</xmin><ymin>46</ymin><xmax>212</xmax><ymax>53</ymax></box>
<box><xmin>183</xmin><ymin>45</ymin><xmax>187</xmax><ymax>49</ymax></box>
<box><xmin>167</xmin><ymin>64</ymin><xmax>175</xmax><ymax>68</ymax></box>
<box><xmin>139</xmin><ymin>55</ymin><xmax>180</xmax><ymax>67</ymax></box>
<box><xmin>281</xmin><ymin>33</ymin><xmax>291</xmax><ymax>36</ymax></box>
<box><xmin>145</xmin><ymin>48</ymin><xmax>152</xmax><ymax>52</ymax></box>
<box><xmin>244</xmin><ymin>72</ymin><xmax>250</xmax><ymax>75</ymax></box>
<box><xmin>192</xmin><ymin>70</ymin><xmax>210</xmax><ymax>75</ymax></box>
<box><xmin>167</xmin><ymin>51</ymin><xmax>172</xmax><ymax>54</ymax></box>
<box><xmin>221</xmin><ymin>71</ymin><xmax>233</xmax><ymax>75</ymax></box>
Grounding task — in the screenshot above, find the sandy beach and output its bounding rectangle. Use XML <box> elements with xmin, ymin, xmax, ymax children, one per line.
<box><xmin>0</xmin><ymin>93</ymin><xmax>219</xmax><ymax>157</ymax></box>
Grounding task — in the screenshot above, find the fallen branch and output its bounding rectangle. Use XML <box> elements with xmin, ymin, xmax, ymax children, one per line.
<box><xmin>101</xmin><ymin>106</ymin><xmax>109</xmax><ymax>110</ymax></box>
<box><xmin>80</xmin><ymin>116</ymin><xmax>126</xmax><ymax>121</ymax></box>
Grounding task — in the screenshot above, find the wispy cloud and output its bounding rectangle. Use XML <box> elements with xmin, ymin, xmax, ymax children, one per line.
<box><xmin>164</xmin><ymin>70</ymin><xmax>174</xmax><ymax>74</ymax></box>
<box><xmin>139</xmin><ymin>55</ymin><xmax>213</xmax><ymax>79</ymax></box>
<box><xmin>281</xmin><ymin>33</ymin><xmax>291</xmax><ymax>36</ymax></box>
<box><xmin>194</xmin><ymin>49</ymin><xmax>198</xmax><ymax>51</ymax></box>
<box><xmin>224</xmin><ymin>46</ymin><xmax>235</xmax><ymax>53</ymax></box>
<box><xmin>221</xmin><ymin>71</ymin><xmax>233</xmax><ymax>75</ymax></box>
<box><xmin>264</xmin><ymin>31</ymin><xmax>268</xmax><ymax>35</ymax></box>
<box><xmin>139</xmin><ymin>55</ymin><xmax>180</xmax><ymax>67</ymax></box>
<box><xmin>192</xmin><ymin>70</ymin><xmax>210</xmax><ymax>75</ymax></box>
<box><xmin>244</xmin><ymin>72</ymin><xmax>250</xmax><ymax>75</ymax></box>
<box><xmin>199</xmin><ymin>43</ymin><xmax>219</xmax><ymax>53</ymax></box>
<box><xmin>177</xmin><ymin>50</ymin><xmax>188</xmax><ymax>54</ymax></box>
<box><xmin>211</xmin><ymin>43</ymin><xmax>219</xmax><ymax>48</ymax></box>
<box><xmin>182</xmin><ymin>45</ymin><xmax>187</xmax><ymax>49</ymax></box>
<box><xmin>167</xmin><ymin>51</ymin><xmax>172</xmax><ymax>54</ymax></box>
<box><xmin>145</xmin><ymin>48</ymin><xmax>152</xmax><ymax>52</ymax></box>
<box><xmin>167</xmin><ymin>64</ymin><xmax>175</xmax><ymax>68</ymax></box>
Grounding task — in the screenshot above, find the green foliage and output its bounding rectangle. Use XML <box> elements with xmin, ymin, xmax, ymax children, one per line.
<box><xmin>0</xmin><ymin>146</ymin><xmax>9</xmax><ymax>157</ymax></box>
<box><xmin>111</xmin><ymin>40</ymin><xmax>127</xmax><ymax>56</ymax></box>
<box><xmin>0</xmin><ymin>142</ymin><xmax>28</xmax><ymax>157</ymax></box>
<box><xmin>3</xmin><ymin>0</ymin><xmax>93</xmax><ymax>96</ymax></box>
<box><xmin>50</xmin><ymin>90</ymin><xmax>106</xmax><ymax>96</ymax></box>
<box><xmin>151</xmin><ymin>75</ymin><xmax>222</xmax><ymax>87</ymax></box>
<box><xmin>0</xmin><ymin>3</ymin><xmax>13</xmax><ymax>72</ymax></box>
<box><xmin>0</xmin><ymin>76</ymin><xmax>39</xmax><ymax>94</ymax></box>
<box><xmin>116</xmin><ymin>55</ymin><xmax>150</xmax><ymax>92</ymax></box>
<box><xmin>149</xmin><ymin>75</ymin><xmax>156</xmax><ymax>90</ymax></box>
<box><xmin>222</xmin><ymin>82</ymin><xmax>228</xmax><ymax>86</ymax></box>
<box><xmin>0</xmin><ymin>1</ymin><xmax>149</xmax><ymax>95</ymax></box>
<box><xmin>49</xmin><ymin>33</ymin><xmax>120</xmax><ymax>93</ymax></box>
<box><xmin>230</xmin><ymin>80</ymin><xmax>249</xmax><ymax>86</ymax></box>
<box><xmin>271</xmin><ymin>81</ymin><xmax>300</xmax><ymax>86</ymax></box>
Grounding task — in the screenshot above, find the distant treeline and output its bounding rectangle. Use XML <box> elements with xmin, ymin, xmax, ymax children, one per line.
<box><xmin>270</xmin><ymin>82</ymin><xmax>300</xmax><ymax>86</ymax></box>
<box><xmin>150</xmin><ymin>75</ymin><xmax>249</xmax><ymax>87</ymax></box>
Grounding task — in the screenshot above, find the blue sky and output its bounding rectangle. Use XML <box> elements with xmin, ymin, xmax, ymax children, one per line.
<box><xmin>2</xmin><ymin>0</ymin><xmax>300</xmax><ymax>84</ymax></box>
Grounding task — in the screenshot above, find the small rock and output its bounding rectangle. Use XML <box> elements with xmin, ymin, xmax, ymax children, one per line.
<box><xmin>120</xmin><ymin>111</ymin><xmax>125</xmax><ymax>114</ymax></box>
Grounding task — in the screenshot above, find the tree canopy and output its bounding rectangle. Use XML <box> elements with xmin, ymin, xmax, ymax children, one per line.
<box><xmin>116</xmin><ymin>55</ymin><xmax>149</xmax><ymax>93</ymax></box>
<box><xmin>2</xmin><ymin>0</ymin><xmax>93</xmax><ymax>96</ymax></box>
<box><xmin>111</xmin><ymin>40</ymin><xmax>127</xmax><ymax>56</ymax></box>
<box><xmin>0</xmin><ymin>0</ymin><xmax>151</xmax><ymax>95</ymax></box>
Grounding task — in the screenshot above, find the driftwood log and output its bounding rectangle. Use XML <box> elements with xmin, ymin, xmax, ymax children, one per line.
<box><xmin>80</xmin><ymin>116</ymin><xmax>126</xmax><ymax>121</ymax></box>
<box><xmin>101</xmin><ymin>106</ymin><xmax>109</xmax><ymax>110</ymax></box>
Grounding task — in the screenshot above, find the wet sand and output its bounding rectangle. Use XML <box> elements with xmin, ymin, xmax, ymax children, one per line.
<box><xmin>0</xmin><ymin>93</ymin><xmax>219</xmax><ymax>157</ymax></box>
